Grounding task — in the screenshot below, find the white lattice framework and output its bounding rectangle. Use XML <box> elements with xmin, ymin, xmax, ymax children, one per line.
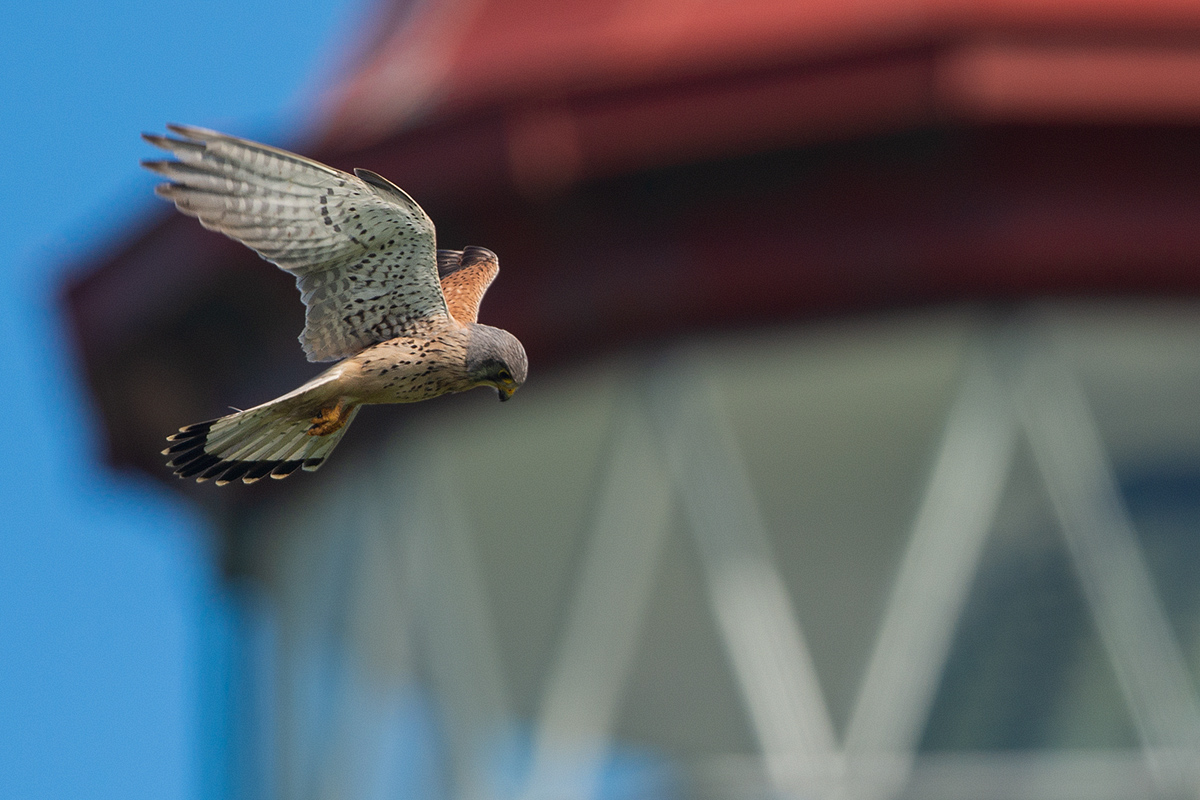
<box><xmin>238</xmin><ymin>308</ymin><xmax>1200</xmax><ymax>800</ymax></box>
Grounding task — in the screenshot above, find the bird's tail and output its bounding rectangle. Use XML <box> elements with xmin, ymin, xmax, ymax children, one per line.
<box><xmin>163</xmin><ymin>390</ymin><xmax>360</xmax><ymax>486</ymax></box>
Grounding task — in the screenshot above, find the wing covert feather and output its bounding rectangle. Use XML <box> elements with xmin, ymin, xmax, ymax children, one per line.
<box><xmin>143</xmin><ymin>124</ymin><xmax>449</xmax><ymax>361</ymax></box>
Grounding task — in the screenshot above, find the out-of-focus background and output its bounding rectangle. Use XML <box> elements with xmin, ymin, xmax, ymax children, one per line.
<box><xmin>10</xmin><ymin>0</ymin><xmax>1200</xmax><ymax>798</ymax></box>
<box><xmin>0</xmin><ymin>2</ymin><xmax>369</xmax><ymax>798</ymax></box>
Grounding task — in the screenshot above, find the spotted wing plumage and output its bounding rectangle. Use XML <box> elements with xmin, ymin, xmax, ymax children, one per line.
<box><xmin>436</xmin><ymin>246</ymin><xmax>500</xmax><ymax>324</ymax></box>
<box><xmin>142</xmin><ymin>124</ymin><xmax>449</xmax><ymax>362</ymax></box>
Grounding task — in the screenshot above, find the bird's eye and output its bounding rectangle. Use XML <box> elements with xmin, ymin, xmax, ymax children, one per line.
<box><xmin>497</xmin><ymin>369</ymin><xmax>512</xmax><ymax>382</ymax></box>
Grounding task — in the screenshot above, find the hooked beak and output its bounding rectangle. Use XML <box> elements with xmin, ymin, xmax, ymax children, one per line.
<box><xmin>498</xmin><ymin>385</ymin><xmax>516</xmax><ymax>402</ymax></box>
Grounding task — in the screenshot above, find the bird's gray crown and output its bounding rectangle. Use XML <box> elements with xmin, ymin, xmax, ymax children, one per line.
<box><xmin>465</xmin><ymin>324</ymin><xmax>528</xmax><ymax>384</ymax></box>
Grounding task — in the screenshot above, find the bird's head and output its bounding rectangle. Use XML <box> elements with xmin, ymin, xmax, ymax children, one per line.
<box><xmin>465</xmin><ymin>325</ymin><xmax>528</xmax><ymax>401</ymax></box>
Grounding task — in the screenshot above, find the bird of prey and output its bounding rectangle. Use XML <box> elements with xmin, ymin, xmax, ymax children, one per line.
<box><xmin>144</xmin><ymin>124</ymin><xmax>528</xmax><ymax>485</ymax></box>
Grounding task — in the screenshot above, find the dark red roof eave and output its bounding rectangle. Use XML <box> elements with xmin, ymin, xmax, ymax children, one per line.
<box><xmin>67</xmin><ymin>36</ymin><xmax>1200</xmax><ymax>372</ymax></box>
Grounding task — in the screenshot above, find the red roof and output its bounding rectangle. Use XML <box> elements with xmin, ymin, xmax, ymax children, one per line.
<box><xmin>65</xmin><ymin>0</ymin><xmax>1200</xmax><ymax>482</ymax></box>
<box><xmin>321</xmin><ymin>0</ymin><xmax>1200</xmax><ymax>152</ymax></box>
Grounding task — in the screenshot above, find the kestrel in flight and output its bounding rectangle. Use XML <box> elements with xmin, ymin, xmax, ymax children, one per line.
<box><xmin>144</xmin><ymin>125</ymin><xmax>528</xmax><ymax>485</ymax></box>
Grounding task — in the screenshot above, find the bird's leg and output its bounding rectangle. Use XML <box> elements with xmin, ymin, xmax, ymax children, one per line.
<box><xmin>307</xmin><ymin>399</ymin><xmax>351</xmax><ymax>436</ymax></box>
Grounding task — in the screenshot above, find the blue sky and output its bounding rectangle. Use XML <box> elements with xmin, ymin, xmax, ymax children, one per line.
<box><xmin>0</xmin><ymin>1</ymin><xmax>370</xmax><ymax>797</ymax></box>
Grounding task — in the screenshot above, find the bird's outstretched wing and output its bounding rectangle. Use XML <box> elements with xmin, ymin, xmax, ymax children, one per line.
<box><xmin>143</xmin><ymin>124</ymin><xmax>449</xmax><ymax>362</ymax></box>
<box><xmin>436</xmin><ymin>246</ymin><xmax>500</xmax><ymax>324</ymax></box>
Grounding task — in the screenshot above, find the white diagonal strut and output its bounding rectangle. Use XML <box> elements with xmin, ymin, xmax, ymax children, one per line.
<box><xmin>391</xmin><ymin>440</ymin><xmax>513</xmax><ymax>800</ymax></box>
<box><xmin>842</xmin><ymin>351</ymin><xmax>1019</xmax><ymax>800</ymax></box>
<box><xmin>648</xmin><ymin>352</ymin><xmax>839</xmax><ymax>796</ymax></box>
<box><xmin>521</xmin><ymin>396</ymin><xmax>675</xmax><ymax>800</ymax></box>
<box><xmin>1014</xmin><ymin>338</ymin><xmax>1200</xmax><ymax>796</ymax></box>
